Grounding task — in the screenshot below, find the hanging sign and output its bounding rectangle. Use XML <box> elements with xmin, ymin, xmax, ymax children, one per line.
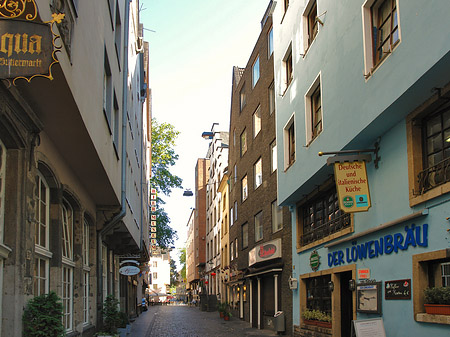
<box><xmin>0</xmin><ymin>0</ymin><xmax>65</xmax><ymax>84</ymax></box>
<box><xmin>248</xmin><ymin>238</ymin><xmax>281</xmax><ymax>266</ymax></box>
<box><xmin>334</xmin><ymin>161</ymin><xmax>371</xmax><ymax>213</ymax></box>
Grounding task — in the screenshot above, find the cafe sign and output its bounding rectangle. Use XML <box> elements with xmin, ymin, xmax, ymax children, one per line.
<box><xmin>248</xmin><ymin>238</ymin><xmax>281</xmax><ymax>266</ymax></box>
<box><xmin>0</xmin><ymin>0</ymin><xmax>64</xmax><ymax>85</ymax></box>
<box><xmin>334</xmin><ymin>161</ymin><xmax>371</xmax><ymax>213</ymax></box>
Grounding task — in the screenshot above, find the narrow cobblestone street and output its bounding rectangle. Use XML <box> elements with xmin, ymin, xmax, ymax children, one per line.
<box><xmin>130</xmin><ymin>305</ymin><xmax>279</xmax><ymax>337</ymax></box>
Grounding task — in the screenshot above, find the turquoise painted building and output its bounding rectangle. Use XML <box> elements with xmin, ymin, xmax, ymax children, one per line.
<box><xmin>272</xmin><ymin>0</ymin><xmax>450</xmax><ymax>336</ymax></box>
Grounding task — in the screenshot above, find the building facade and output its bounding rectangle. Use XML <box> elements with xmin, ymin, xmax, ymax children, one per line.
<box><xmin>228</xmin><ymin>2</ymin><xmax>293</xmax><ymax>333</ymax></box>
<box><xmin>0</xmin><ymin>0</ymin><xmax>150</xmax><ymax>336</ymax></box>
<box><xmin>218</xmin><ymin>172</ymin><xmax>230</xmax><ymax>303</ymax></box>
<box><xmin>273</xmin><ymin>0</ymin><xmax>450</xmax><ymax>336</ymax></box>
<box><xmin>148</xmin><ymin>252</ymin><xmax>171</xmax><ymax>303</ymax></box>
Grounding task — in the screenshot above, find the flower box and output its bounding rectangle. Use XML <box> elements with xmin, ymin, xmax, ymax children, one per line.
<box><xmin>424</xmin><ymin>304</ymin><xmax>450</xmax><ymax>316</ymax></box>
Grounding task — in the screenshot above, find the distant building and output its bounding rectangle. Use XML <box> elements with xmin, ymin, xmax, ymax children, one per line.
<box><xmin>273</xmin><ymin>0</ymin><xmax>450</xmax><ymax>336</ymax></box>
<box><xmin>227</xmin><ymin>1</ymin><xmax>292</xmax><ymax>333</ymax></box>
<box><xmin>148</xmin><ymin>252</ymin><xmax>171</xmax><ymax>302</ymax></box>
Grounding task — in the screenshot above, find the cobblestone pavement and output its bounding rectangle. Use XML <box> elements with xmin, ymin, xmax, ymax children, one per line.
<box><xmin>130</xmin><ymin>304</ymin><xmax>279</xmax><ymax>337</ymax></box>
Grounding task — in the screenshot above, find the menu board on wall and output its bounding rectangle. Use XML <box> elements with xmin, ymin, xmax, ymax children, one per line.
<box><xmin>385</xmin><ymin>279</ymin><xmax>411</xmax><ymax>300</ymax></box>
<box><xmin>351</xmin><ymin>318</ymin><xmax>386</xmax><ymax>337</ymax></box>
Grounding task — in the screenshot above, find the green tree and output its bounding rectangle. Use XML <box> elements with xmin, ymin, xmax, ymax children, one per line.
<box><xmin>179</xmin><ymin>247</ymin><xmax>186</xmax><ymax>280</ymax></box>
<box><xmin>170</xmin><ymin>257</ymin><xmax>179</xmax><ymax>286</ymax></box>
<box><xmin>151</xmin><ymin>118</ymin><xmax>182</xmax><ymax>248</ymax></box>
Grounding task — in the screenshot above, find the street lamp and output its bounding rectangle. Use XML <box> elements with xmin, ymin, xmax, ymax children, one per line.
<box><xmin>183</xmin><ymin>189</ymin><xmax>193</xmax><ymax>197</ymax></box>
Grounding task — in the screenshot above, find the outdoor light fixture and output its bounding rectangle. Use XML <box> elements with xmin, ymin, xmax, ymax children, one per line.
<box><xmin>201</xmin><ymin>131</ymin><xmax>214</xmax><ymax>139</ymax></box>
<box><xmin>328</xmin><ymin>280</ymin><xmax>334</xmax><ymax>292</ymax></box>
<box><xmin>349</xmin><ymin>279</ymin><xmax>356</xmax><ymax>292</ymax></box>
<box><xmin>183</xmin><ymin>189</ymin><xmax>193</xmax><ymax>197</ymax></box>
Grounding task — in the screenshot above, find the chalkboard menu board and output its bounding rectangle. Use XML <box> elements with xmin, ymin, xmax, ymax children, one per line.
<box><xmin>385</xmin><ymin>279</ymin><xmax>411</xmax><ymax>300</ymax></box>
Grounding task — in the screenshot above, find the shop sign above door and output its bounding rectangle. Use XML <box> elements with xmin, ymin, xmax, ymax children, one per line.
<box><xmin>248</xmin><ymin>238</ymin><xmax>281</xmax><ymax>266</ymax></box>
<box><xmin>0</xmin><ymin>0</ymin><xmax>64</xmax><ymax>85</ymax></box>
<box><xmin>334</xmin><ymin>161</ymin><xmax>371</xmax><ymax>213</ymax></box>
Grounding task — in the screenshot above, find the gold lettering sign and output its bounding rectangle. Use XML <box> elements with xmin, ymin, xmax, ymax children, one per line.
<box><xmin>334</xmin><ymin>161</ymin><xmax>371</xmax><ymax>213</ymax></box>
<box><xmin>0</xmin><ymin>20</ymin><xmax>52</xmax><ymax>79</ymax></box>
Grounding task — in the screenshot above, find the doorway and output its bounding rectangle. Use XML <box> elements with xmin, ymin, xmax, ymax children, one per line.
<box><xmin>339</xmin><ymin>271</ymin><xmax>353</xmax><ymax>337</ymax></box>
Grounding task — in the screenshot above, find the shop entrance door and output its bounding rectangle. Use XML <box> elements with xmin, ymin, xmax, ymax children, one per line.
<box><xmin>340</xmin><ymin>271</ymin><xmax>353</xmax><ymax>337</ymax></box>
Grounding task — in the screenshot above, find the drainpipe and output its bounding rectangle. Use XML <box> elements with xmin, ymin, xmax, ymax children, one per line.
<box><xmin>97</xmin><ymin>0</ymin><xmax>132</xmax><ymax>327</ymax></box>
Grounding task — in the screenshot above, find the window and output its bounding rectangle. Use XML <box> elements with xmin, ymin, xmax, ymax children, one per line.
<box><xmin>284</xmin><ymin>0</ymin><xmax>289</xmax><ymax>13</ymax></box>
<box><xmin>0</xmin><ymin>140</ymin><xmax>5</xmax><ymax>237</ymax></box>
<box><xmin>235</xmin><ymin>238</ymin><xmax>238</xmax><ymax>258</ymax></box>
<box><xmin>283</xmin><ymin>45</ymin><xmax>293</xmax><ymax>92</ymax></box>
<box><xmin>252</xmin><ymin>56</ymin><xmax>260</xmax><ymax>88</ymax></box>
<box><xmin>35</xmin><ymin>172</ymin><xmax>49</xmax><ymax>249</ymax></box>
<box><xmin>242</xmin><ymin>175</ymin><xmax>248</xmax><ymax>202</ymax></box>
<box><xmin>114</xmin><ymin>0</ymin><xmax>122</xmax><ymax>62</ymax></box>
<box><xmin>272</xmin><ymin>200</ymin><xmax>283</xmax><ymax>232</ymax></box>
<box><xmin>33</xmin><ymin>257</ymin><xmax>48</xmax><ymax>296</ymax></box>
<box><xmin>362</xmin><ymin>0</ymin><xmax>400</xmax><ymax>75</ymax></box>
<box><xmin>255</xmin><ymin>211</ymin><xmax>263</xmax><ymax>242</ymax></box>
<box><xmin>62</xmin><ymin>265</ymin><xmax>73</xmax><ymax>332</ymax></box>
<box><xmin>240</xmin><ymin>85</ymin><xmax>246</xmax><ymax>111</ymax></box>
<box><xmin>284</xmin><ymin>117</ymin><xmax>295</xmax><ymax>169</ymax></box>
<box><xmin>113</xmin><ymin>93</ymin><xmax>120</xmax><ymax>155</ymax></box>
<box><xmin>306</xmin><ymin>275</ymin><xmax>332</xmax><ymax>315</ymax></box>
<box><xmin>62</xmin><ymin>200</ymin><xmax>73</xmax><ymax>261</ymax></box>
<box><xmin>298</xmin><ymin>184</ymin><xmax>351</xmax><ymax>247</ymax></box>
<box><xmin>305</xmin><ymin>74</ymin><xmax>322</xmax><ymax>144</ymax></box>
<box><xmin>413</xmin><ymin>249</ymin><xmax>450</xmax><ymax>325</ymax></box>
<box><xmin>254</xmin><ymin>158</ymin><xmax>262</xmax><ymax>189</ymax></box>
<box><xmin>153</xmin><ymin>272</ymin><xmax>158</xmax><ymax>279</ymax></box>
<box><xmin>271</xmin><ymin>141</ymin><xmax>277</xmax><ymax>172</ymax></box>
<box><xmin>406</xmin><ymin>89</ymin><xmax>450</xmax><ymax>205</ymax></box>
<box><xmin>269</xmin><ymin>81</ymin><xmax>275</xmax><ymax>115</ymax></box>
<box><xmin>234</xmin><ymin>201</ymin><xmax>238</xmax><ymax>221</ymax></box>
<box><xmin>153</xmin><ymin>284</ymin><xmax>158</xmax><ymax>290</ymax></box>
<box><xmin>242</xmin><ymin>223</ymin><xmax>248</xmax><ymax>249</ymax></box>
<box><xmin>231</xmin><ymin>243</ymin><xmax>234</xmax><ymax>261</ymax></box>
<box><xmin>83</xmin><ymin>271</ymin><xmax>89</xmax><ymax>325</ymax></box>
<box><xmin>240</xmin><ymin>129</ymin><xmax>247</xmax><ymax>157</ymax></box>
<box><xmin>153</xmin><ymin>261</ymin><xmax>158</xmax><ymax>268</ymax></box>
<box><xmin>103</xmin><ymin>50</ymin><xmax>112</xmax><ymax>129</ymax></box>
<box><xmin>102</xmin><ymin>244</ymin><xmax>108</xmax><ymax>300</ymax></box>
<box><xmin>253</xmin><ymin>106</ymin><xmax>261</xmax><ymax>138</ymax></box>
<box><xmin>83</xmin><ymin>218</ymin><xmax>89</xmax><ymax>268</ymax></box>
<box><xmin>234</xmin><ymin>164</ymin><xmax>237</xmax><ymax>184</ymax></box>
<box><xmin>302</xmin><ymin>0</ymin><xmax>318</xmax><ymax>52</ymax></box>
<box><xmin>268</xmin><ymin>27</ymin><xmax>273</xmax><ymax>57</ymax></box>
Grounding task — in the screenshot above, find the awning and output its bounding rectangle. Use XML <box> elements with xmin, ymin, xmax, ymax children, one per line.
<box><xmin>245</xmin><ymin>268</ymin><xmax>283</xmax><ymax>278</ymax></box>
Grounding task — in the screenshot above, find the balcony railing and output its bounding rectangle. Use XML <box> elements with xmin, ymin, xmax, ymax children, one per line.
<box><xmin>417</xmin><ymin>157</ymin><xmax>450</xmax><ymax>195</ymax></box>
<box><xmin>301</xmin><ymin>213</ymin><xmax>351</xmax><ymax>246</ymax></box>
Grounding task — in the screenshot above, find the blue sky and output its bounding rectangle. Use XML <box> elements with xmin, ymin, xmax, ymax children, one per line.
<box><xmin>140</xmin><ymin>0</ymin><xmax>271</xmax><ymax>265</ymax></box>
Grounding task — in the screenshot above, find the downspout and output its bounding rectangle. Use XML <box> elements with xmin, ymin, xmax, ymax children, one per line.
<box><xmin>97</xmin><ymin>0</ymin><xmax>132</xmax><ymax>326</ymax></box>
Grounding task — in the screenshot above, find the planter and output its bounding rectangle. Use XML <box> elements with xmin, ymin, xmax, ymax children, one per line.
<box><xmin>303</xmin><ymin>319</ymin><xmax>317</xmax><ymax>326</ymax></box>
<box><xmin>316</xmin><ymin>321</ymin><xmax>332</xmax><ymax>329</ymax></box>
<box><xmin>424</xmin><ymin>304</ymin><xmax>450</xmax><ymax>315</ymax></box>
<box><xmin>224</xmin><ymin>315</ymin><xmax>230</xmax><ymax>321</ymax></box>
<box><xmin>219</xmin><ymin>312</ymin><xmax>224</xmax><ymax>318</ymax></box>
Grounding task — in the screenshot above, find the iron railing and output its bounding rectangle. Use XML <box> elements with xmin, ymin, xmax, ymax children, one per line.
<box><xmin>417</xmin><ymin>157</ymin><xmax>450</xmax><ymax>195</ymax></box>
<box><xmin>301</xmin><ymin>213</ymin><xmax>351</xmax><ymax>246</ymax></box>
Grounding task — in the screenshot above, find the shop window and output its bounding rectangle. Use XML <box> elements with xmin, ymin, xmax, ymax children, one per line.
<box><xmin>406</xmin><ymin>87</ymin><xmax>450</xmax><ymax>206</ymax></box>
<box><xmin>297</xmin><ymin>180</ymin><xmax>352</xmax><ymax>250</ymax></box>
<box><xmin>413</xmin><ymin>249</ymin><xmax>450</xmax><ymax>325</ymax></box>
<box><xmin>306</xmin><ymin>275</ymin><xmax>332</xmax><ymax>315</ymax></box>
<box><xmin>362</xmin><ymin>0</ymin><xmax>400</xmax><ymax>76</ymax></box>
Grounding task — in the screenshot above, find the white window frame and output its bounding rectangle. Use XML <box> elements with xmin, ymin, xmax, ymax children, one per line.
<box><xmin>35</xmin><ymin>172</ymin><xmax>50</xmax><ymax>250</ymax></box>
<box><xmin>305</xmin><ymin>73</ymin><xmax>322</xmax><ymax>145</ymax></box>
<box><xmin>252</xmin><ymin>55</ymin><xmax>260</xmax><ymax>88</ymax></box>
<box><xmin>253</xmin><ymin>106</ymin><xmax>261</xmax><ymax>138</ymax></box>
<box><xmin>254</xmin><ymin>158</ymin><xmax>262</xmax><ymax>189</ymax></box>
<box><xmin>254</xmin><ymin>211</ymin><xmax>263</xmax><ymax>242</ymax></box>
<box><xmin>62</xmin><ymin>265</ymin><xmax>74</xmax><ymax>332</ymax></box>
<box><xmin>272</xmin><ymin>200</ymin><xmax>283</xmax><ymax>233</ymax></box>
<box><xmin>442</xmin><ymin>262</ymin><xmax>450</xmax><ymax>287</ymax></box>
<box><xmin>34</xmin><ymin>256</ymin><xmax>49</xmax><ymax>296</ymax></box>
<box><xmin>242</xmin><ymin>175</ymin><xmax>248</xmax><ymax>202</ymax></box>
<box><xmin>62</xmin><ymin>200</ymin><xmax>73</xmax><ymax>262</ymax></box>
<box><xmin>83</xmin><ymin>218</ymin><xmax>89</xmax><ymax>268</ymax></box>
<box><xmin>301</xmin><ymin>0</ymin><xmax>319</xmax><ymax>55</ymax></box>
<box><xmin>83</xmin><ymin>271</ymin><xmax>89</xmax><ymax>325</ymax></box>
<box><xmin>361</xmin><ymin>0</ymin><xmax>401</xmax><ymax>78</ymax></box>
<box><xmin>271</xmin><ymin>140</ymin><xmax>277</xmax><ymax>173</ymax></box>
<box><xmin>283</xmin><ymin>114</ymin><xmax>295</xmax><ymax>170</ymax></box>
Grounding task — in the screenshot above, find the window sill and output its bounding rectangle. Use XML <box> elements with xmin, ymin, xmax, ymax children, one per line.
<box><xmin>416</xmin><ymin>313</ymin><xmax>450</xmax><ymax>325</ymax></box>
<box><xmin>409</xmin><ymin>181</ymin><xmax>450</xmax><ymax>207</ymax></box>
<box><xmin>284</xmin><ymin>161</ymin><xmax>295</xmax><ymax>172</ymax></box>
<box><xmin>364</xmin><ymin>40</ymin><xmax>400</xmax><ymax>81</ymax></box>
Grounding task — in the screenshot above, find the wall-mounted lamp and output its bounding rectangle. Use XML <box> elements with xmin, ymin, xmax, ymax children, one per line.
<box><xmin>328</xmin><ymin>281</ymin><xmax>334</xmax><ymax>292</ymax></box>
<box><xmin>183</xmin><ymin>189</ymin><xmax>193</xmax><ymax>196</ymax></box>
<box><xmin>349</xmin><ymin>279</ymin><xmax>356</xmax><ymax>292</ymax></box>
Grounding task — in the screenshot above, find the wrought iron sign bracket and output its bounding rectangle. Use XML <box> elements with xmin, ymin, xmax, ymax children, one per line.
<box><xmin>319</xmin><ymin>141</ymin><xmax>380</xmax><ymax>169</ymax></box>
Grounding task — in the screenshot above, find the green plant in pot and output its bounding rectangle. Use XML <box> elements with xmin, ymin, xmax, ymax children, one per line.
<box><xmin>96</xmin><ymin>295</ymin><xmax>121</xmax><ymax>336</ymax></box>
<box><xmin>23</xmin><ymin>291</ymin><xmax>65</xmax><ymax>337</ymax></box>
<box><xmin>302</xmin><ymin>309</ymin><xmax>332</xmax><ymax>327</ymax></box>
<box><xmin>423</xmin><ymin>286</ymin><xmax>450</xmax><ymax>315</ymax></box>
<box><xmin>217</xmin><ymin>302</ymin><xmax>226</xmax><ymax>318</ymax></box>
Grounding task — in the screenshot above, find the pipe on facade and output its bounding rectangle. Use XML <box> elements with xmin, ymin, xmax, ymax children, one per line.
<box><xmin>97</xmin><ymin>0</ymin><xmax>132</xmax><ymax>326</ymax></box>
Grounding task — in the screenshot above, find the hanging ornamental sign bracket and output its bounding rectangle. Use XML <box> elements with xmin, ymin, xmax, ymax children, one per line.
<box><xmin>0</xmin><ymin>0</ymin><xmax>65</xmax><ymax>86</ymax></box>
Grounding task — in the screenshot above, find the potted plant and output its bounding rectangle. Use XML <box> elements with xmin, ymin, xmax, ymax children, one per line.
<box><xmin>217</xmin><ymin>302</ymin><xmax>226</xmax><ymax>318</ymax></box>
<box><xmin>302</xmin><ymin>309</ymin><xmax>332</xmax><ymax>328</ymax></box>
<box><xmin>23</xmin><ymin>291</ymin><xmax>65</xmax><ymax>337</ymax></box>
<box><xmin>96</xmin><ymin>295</ymin><xmax>121</xmax><ymax>337</ymax></box>
<box><xmin>423</xmin><ymin>286</ymin><xmax>450</xmax><ymax>315</ymax></box>
<box><xmin>223</xmin><ymin>308</ymin><xmax>232</xmax><ymax>321</ymax></box>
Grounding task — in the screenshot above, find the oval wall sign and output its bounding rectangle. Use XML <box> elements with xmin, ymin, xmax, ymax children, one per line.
<box><xmin>258</xmin><ymin>243</ymin><xmax>277</xmax><ymax>259</ymax></box>
<box><xmin>119</xmin><ymin>265</ymin><xmax>140</xmax><ymax>276</ymax></box>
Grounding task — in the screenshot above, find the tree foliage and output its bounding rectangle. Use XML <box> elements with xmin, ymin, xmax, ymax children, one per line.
<box><xmin>22</xmin><ymin>291</ymin><xmax>65</xmax><ymax>337</ymax></box>
<box><xmin>179</xmin><ymin>247</ymin><xmax>186</xmax><ymax>280</ymax></box>
<box><xmin>151</xmin><ymin>118</ymin><xmax>183</xmax><ymax>248</ymax></box>
<box><xmin>170</xmin><ymin>257</ymin><xmax>179</xmax><ymax>286</ymax></box>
